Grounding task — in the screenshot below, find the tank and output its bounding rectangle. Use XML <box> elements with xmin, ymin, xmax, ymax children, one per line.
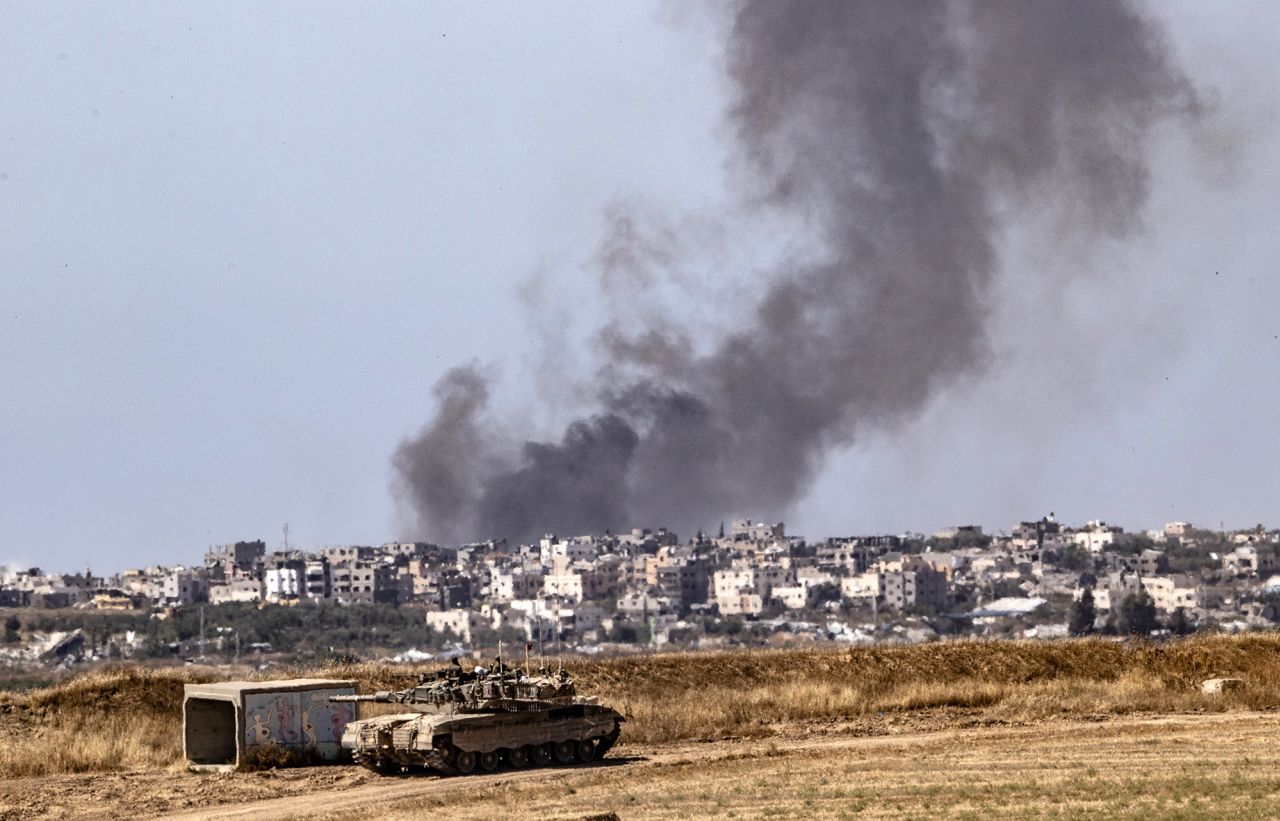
<box><xmin>330</xmin><ymin>660</ymin><xmax>623</xmax><ymax>775</ymax></box>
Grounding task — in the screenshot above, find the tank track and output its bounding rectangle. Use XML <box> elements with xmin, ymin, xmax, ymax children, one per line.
<box><xmin>353</xmin><ymin>719</ymin><xmax>622</xmax><ymax>776</ymax></box>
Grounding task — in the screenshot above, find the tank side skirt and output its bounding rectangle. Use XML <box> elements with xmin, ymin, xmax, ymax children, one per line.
<box><xmin>445</xmin><ymin>714</ymin><xmax>618</xmax><ymax>754</ymax></box>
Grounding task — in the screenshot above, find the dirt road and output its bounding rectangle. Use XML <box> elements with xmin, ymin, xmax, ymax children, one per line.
<box><xmin>7</xmin><ymin>711</ymin><xmax>1280</xmax><ymax>820</ymax></box>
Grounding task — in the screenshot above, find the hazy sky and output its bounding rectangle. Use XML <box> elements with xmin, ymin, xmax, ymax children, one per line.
<box><xmin>2</xmin><ymin>2</ymin><xmax>1277</xmax><ymax>572</ymax></box>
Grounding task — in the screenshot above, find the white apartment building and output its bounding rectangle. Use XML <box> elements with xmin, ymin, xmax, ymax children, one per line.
<box><xmin>1141</xmin><ymin>575</ymin><xmax>1200</xmax><ymax>613</ymax></box>
<box><xmin>841</xmin><ymin>572</ymin><xmax>884</xmax><ymax>600</ymax></box>
<box><xmin>264</xmin><ymin>565</ymin><xmax>303</xmax><ymax>601</ymax></box>
<box><xmin>543</xmin><ymin>571</ymin><xmax>585</xmax><ymax>602</ymax></box>
<box><xmin>491</xmin><ymin>569</ymin><xmax>544</xmax><ymax>602</ymax></box>
<box><xmin>1074</xmin><ymin>521</ymin><xmax>1127</xmax><ymax>554</ymax></box>
<box><xmin>713</xmin><ymin>568</ymin><xmax>755</xmax><ymax>600</ymax></box>
<box><xmin>771</xmin><ymin>585</ymin><xmax>810</xmax><ymax>610</ymax></box>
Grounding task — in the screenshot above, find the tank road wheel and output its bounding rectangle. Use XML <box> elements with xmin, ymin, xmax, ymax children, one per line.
<box><xmin>576</xmin><ymin>740</ymin><xmax>597</xmax><ymax>764</ymax></box>
<box><xmin>454</xmin><ymin>750</ymin><xmax>477</xmax><ymax>775</ymax></box>
<box><xmin>553</xmin><ymin>740</ymin><xmax>576</xmax><ymax>764</ymax></box>
<box><xmin>478</xmin><ymin>751</ymin><xmax>500</xmax><ymax>773</ymax></box>
<box><xmin>531</xmin><ymin>743</ymin><xmax>553</xmax><ymax>767</ymax></box>
<box><xmin>507</xmin><ymin>747</ymin><xmax>530</xmax><ymax>769</ymax></box>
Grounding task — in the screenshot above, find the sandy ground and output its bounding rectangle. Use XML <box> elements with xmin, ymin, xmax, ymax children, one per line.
<box><xmin>5</xmin><ymin>711</ymin><xmax>1280</xmax><ymax>820</ymax></box>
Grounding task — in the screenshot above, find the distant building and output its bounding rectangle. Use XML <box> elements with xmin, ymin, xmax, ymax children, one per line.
<box><xmin>205</xmin><ymin>541</ymin><xmax>265</xmax><ymax>574</ymax></box>
<box><xmin>491</xmin><ymin>568</ymin><xmax>543</xmax><ymax>602</ymax></box>
<box><xmin>840</xmin><ymin>572</ymin><xmax>884</xmax><ymax>601</ymax></box>
<box><xmin>1073</xmin><ymin>521</ymin><xmax>1128</xmax><ymax>554</ymax></box>
<box><xmin>1141</xmin><ymin>575</ymin><xmax>1201</xmax><ymax>614</ymax></box>
<box><xmin>1224</xmin><ymin>545</ymin><xmax>1277</xmax><ymax>577</ymax></box>
<box><xmin>163</xmin><ymin>569</ymin><xmax>209</xmax><ymax>607</ymax></box>
<box><xmin>209</xmin><ymin>575</ymin><xmax>262</xmax><ymax>605</ymax></box>
<box><xmin>304</xmin><ymin>558</ymin><xmax>331</xmax><ymax>601</ymax></box>
<box><xmin>881</xmin><ymin>563</ymin><xmax>946</xmax><ymax>612</ymax></box>
<box><xmin>717</xmin><ymin>592</ymin><xmax>764</xmax><ymax>617</ymax></box>
<box><xmin>1011</xmin><ymin>515</ymin><xmax>1062</xmax><ymax>551</ymax></box>
<box><xmin>426</xmin><ymin>609</ymin><xmax>487</xmax><ymax>644</ymax></box>
<box><xmin>770</xmin><ymin>585</ymin><xmax>810</xmax><ymax>610</ymax></box>
<box><xmin>730</xmin><ymin>519</ymin><xmax>786</xmax><ymax>543</ymax></box>
<box><xmin>331</xmin><ymin>562</ymin><xmax>401</xmax><ymax>605</ymax></box>
<box><xmin>264</xmin><ymin>560</ymin><xmax>304</xmax><ymax>602</ymax></box>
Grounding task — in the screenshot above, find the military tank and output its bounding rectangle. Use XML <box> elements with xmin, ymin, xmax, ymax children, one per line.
<box><xmin>331</xmin><ymin>660</ymin><xmax>623</xmax><ymax>775</ymax></box>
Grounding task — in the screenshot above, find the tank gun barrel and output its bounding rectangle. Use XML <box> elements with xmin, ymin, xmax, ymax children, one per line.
<box><xmin>329</xmin><ymin>691</ymin><xmax>398</xmax><ymax>704</ymax></box>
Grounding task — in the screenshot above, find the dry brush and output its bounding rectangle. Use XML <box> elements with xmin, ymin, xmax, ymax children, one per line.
<box><xmin>3</xmin><ymin>634</ymin><xmax>1279</xmax><ymax>777</ymax></box>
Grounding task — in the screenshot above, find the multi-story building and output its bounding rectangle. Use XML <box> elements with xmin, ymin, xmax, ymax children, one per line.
<box><xmin>543</xmin><ymin>570</ymin><xmax>585</xmax><ymax>602</ymax></box>
<box><xmin>771</xmin><ymin>585</ymin><xmax>810</xmax><ymax>610</ymax></box>
<box><xmin>1011</xmin><ymin>516</ymin><xmax>1063</xmax><ymax>551</ymax></box>
<box><xmin>317</xmin><ymin>545</ymin><xmax>375</xmax><ymax>565</ymax></box>
<box><xmin>815</xmin><ymin>540</ymin><xmax>870</xmax><ymax>574</ymax></box>
<box><xmin>1141</xmin><ymin>575</ymin><xmax>1201</xmax><ymax>613</ymax></box>
<box><xmin>491</xmin><ymin>568</ymin><xmax>545</xmax><ymax>602</ymax></box>
<box><xmin>882</xmin><ymin>566</ymin><xmax>946</xmax><ymax>611</ymax></box>
<box><xmin>539</xmin><ymin>535</ymin><xmax>599</xmax><ymax>565</ymax></box>
<box><xmin>718</xmin><ymin>592</ymin><xmax>764</xmax><ymax>617</ymax></box>
<box><xmin>264</xmin><ymin>559</ymin><xmax>304</xmax><ymax>602</ymax></box>
<box><xmin>729</xmin><ymin>519</ymin><xmax>786</xmax><ymax>543</ymax></box>
<box><xmin>208</xmin><ymin>574</ymin><xmax>262</xmax><ymax>604</ymax></box>
<box><xmin>304</xmin><ymin>558</ymin><xmax>332</xmax><ymax>601</ymax></box>
<box><xmin>1073</xmin><ymin>521</ymin><xmax>1128</xmax><ymax>554</ymax></box>
<box><xmin>1223</xmin><ymin>545</ymin><xmax>1277</xmax><ymax>577</ymax></box>
<box><xmin>840</xmin><ymin>571</ymin><xmax>884</xmax><ymax>601</ymax></box>
<box><xmin>162</xmin><ymin>568</ymin><xmax>209</xmax><ymax>607</ymax></box>
<box><xmin>204</xmin><ymin>540</ymin><xmax>265</xmax><ymax>575</ymax></box>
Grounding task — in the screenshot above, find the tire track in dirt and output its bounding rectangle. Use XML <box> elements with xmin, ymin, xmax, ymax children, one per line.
<box><xmin>160</xmin><ymin>712</ymin><xmax>1280</xmax><ymax>821</ymax></box>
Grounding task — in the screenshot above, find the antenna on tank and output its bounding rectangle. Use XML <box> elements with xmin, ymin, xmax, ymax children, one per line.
<box><xmin>556</xmin><ymin>608</ymin><xmax>563</xmax><ymax>675</ymax></box>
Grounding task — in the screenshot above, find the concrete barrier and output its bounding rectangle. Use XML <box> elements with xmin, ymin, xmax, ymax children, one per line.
<box><xmin>1200</xmin><ymin>677</ymin><xmax>1244</xmax><ymax>695</ymax></box>
<box><xmin>183</xmin><ymin>678</ymin><xmax>356</xmax><ymax>771</ymax></box>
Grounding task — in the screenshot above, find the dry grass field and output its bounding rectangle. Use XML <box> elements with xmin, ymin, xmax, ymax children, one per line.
<box><xmin>5</xmin><ymin>712</ymin><xmax>1280</xmax><ymax>819</ymax></box>
<box><xmin>305</xmin><ymin>713</ymin><xmax>1280</xmax><ymax>820</ymax></box>
<box><xmin>4</xmin><ymin>635</ymin><xmax>1280</xmax><ymax>818</ymax></box>
<box><xmin>3</xmin><ymin>633</ymin><xmax>1280</xmax><ymax>780</ymax></box>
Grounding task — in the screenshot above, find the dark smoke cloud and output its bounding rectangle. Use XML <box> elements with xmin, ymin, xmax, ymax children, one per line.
<box><xmin>395</xmin><ymin>0</ymin><xmax>1198</xmax><ymax>546</ymax></box>
<box><xmin>393</xmin><ymin>366</ymin><xmax>496</xmax><ymax>543</ymax></box>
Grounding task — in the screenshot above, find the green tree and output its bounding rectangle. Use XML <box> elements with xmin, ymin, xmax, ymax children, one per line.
<box><xmin>1055</xmin><ymin>545</ymin><xmax>1094</xmax><ymax>572</ymax></box>
<box><xmin>1117</xmin><ymin>589</ymin><xmax>1160</xmax><ymax>636</ymax></box>
<box><xmin>607</xmin><ymin>622</ymin><xmax>641</xmax><ymax>643</ymax></box>
<box><xmin>1069</xmin><ymin>589</ymin><xmax>1096</xmax><ymax>637</ymax></box>
<box><xmin>1167</xmin><ymin>607</ymin><xmax>1194</xmax><ymax>636</ymax></box>
<box><xmin>807</xmin><ymin>582</ymin><xmax>841</xmax><ymax>605</ymax></box>
<box><xmin>3</xmin><ymin>615</ymin><xmax>20</xmax><ymax>644</ymax></box>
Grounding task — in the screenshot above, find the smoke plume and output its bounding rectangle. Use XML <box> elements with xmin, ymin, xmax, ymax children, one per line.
<box><xmin>396</xmin><ymin>0</ymin><xmax>1198</xmax><ymax>546</ymax></box>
